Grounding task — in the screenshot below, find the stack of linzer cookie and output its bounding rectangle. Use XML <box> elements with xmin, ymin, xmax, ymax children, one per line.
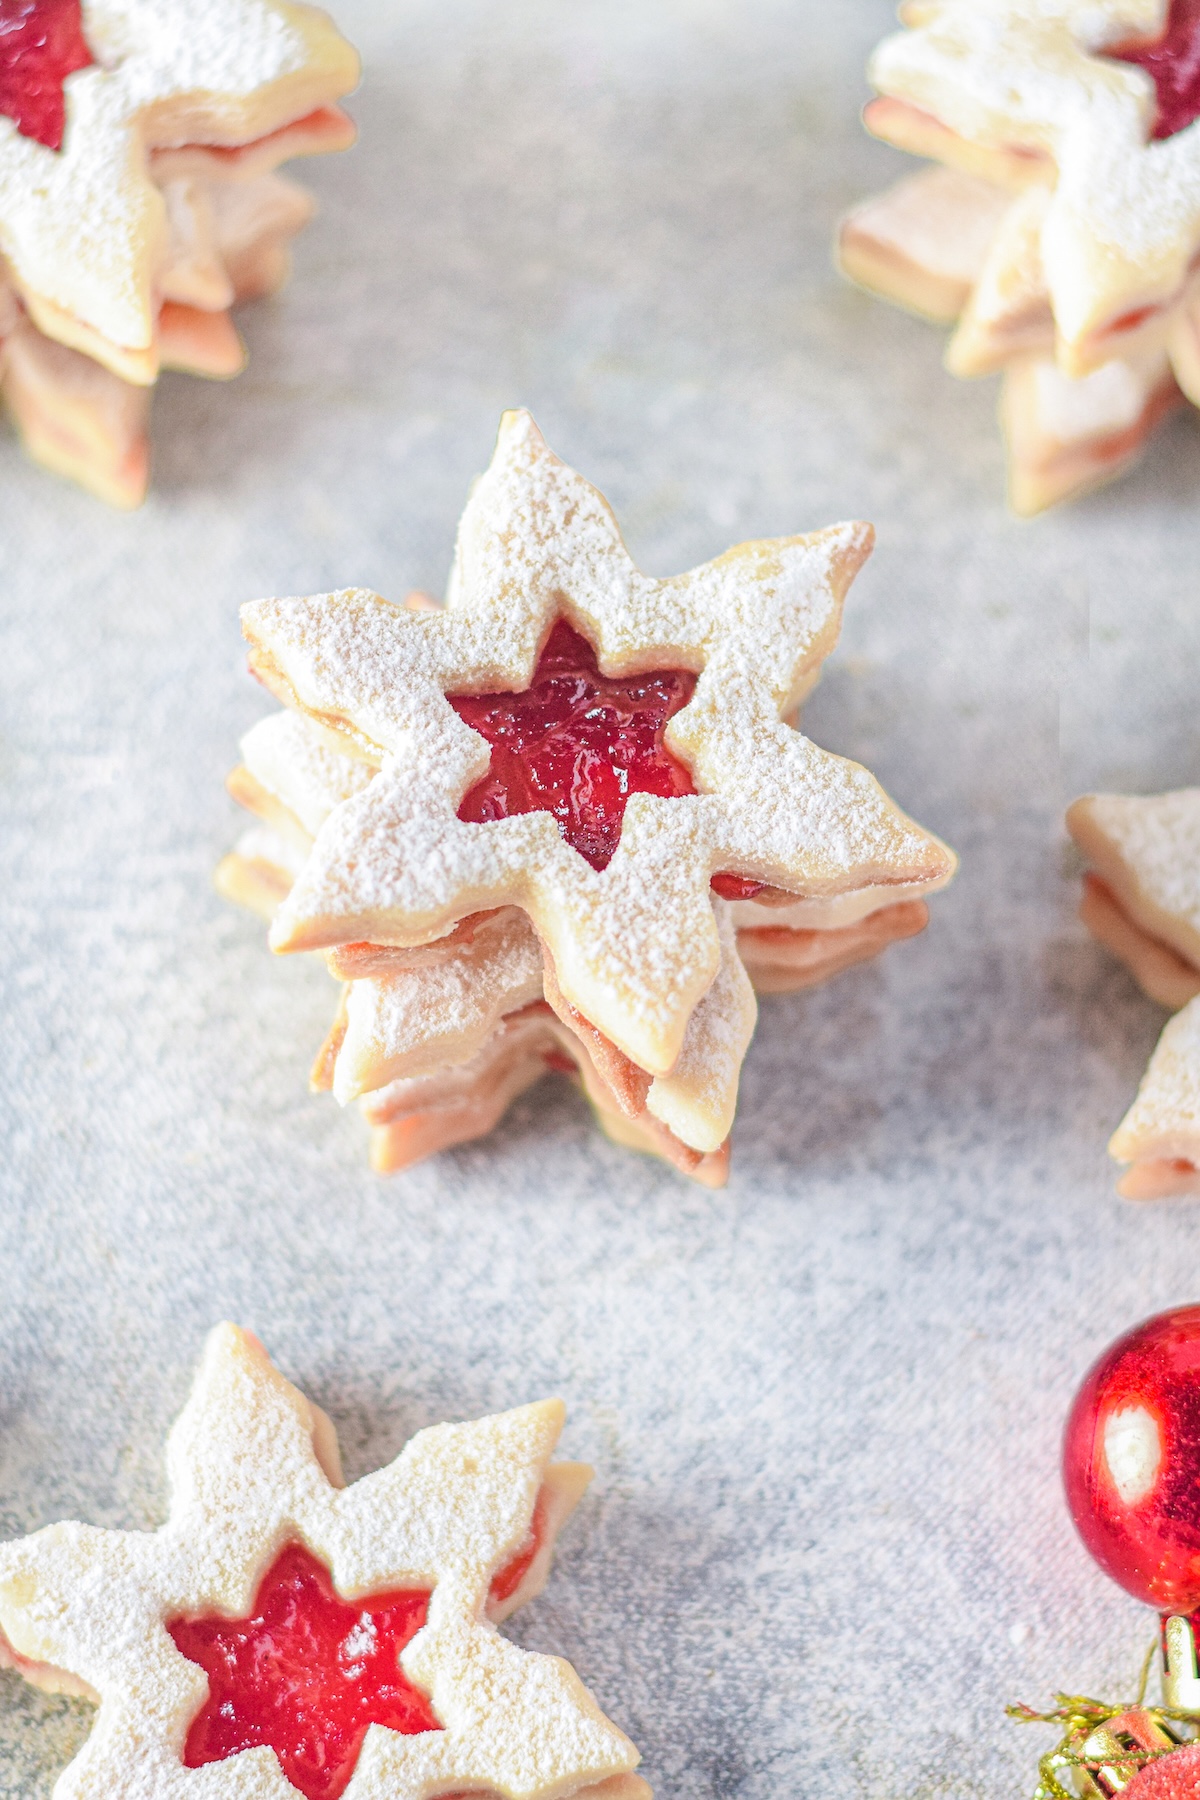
<box><xmin>838</xmin><ymin>0</ymin><xmax>1200</xmax><ymax>513</ymax></box>
<box><xmin>1069</xmin><ymin>786</ymin><xmax>1200</xmax><ymax>1200</ymax></box>
<box><xmin>0</xmin><ymin>0</ymin><xmax>358</xmax><ymax>505</ymax></box>
<box><xmin>218</xmin><ymin>411</ymin><xmax>957</xmax><ymax>1181</ymax></box>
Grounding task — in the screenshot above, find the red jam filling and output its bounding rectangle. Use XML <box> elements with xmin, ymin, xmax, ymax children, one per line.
<box><xmin>487</xmin><ymin>1493</ymin><xmax>546</xmax><ymax>1605</ymax></box>
<box><xmin>0</xmin><ymin>0</ymin><xmax>92</xmax><ymax>151</ymax></box>
<box><xmin>448</xmin><ymin>619</ymin><xmax>763</xmax><ymax>898</ymax></box>
<box><xmin>1109</xmin><ymin>0</ymin><xmax>1200</xmax><ymax>139</ymax></box>
<box><xmin>710</xmin><ymin>872</ymin><xmax>766</xmax><ymax>899</ymax></box>
<box><xmin>450</xmin><ymin>620</ymin><xmax>695</xmax><ymax>872</ymax></box>
<box><xmin>168</xmin><ymin>1544</ymin><xmax>440</xmax><ymax>1800</ymax></box>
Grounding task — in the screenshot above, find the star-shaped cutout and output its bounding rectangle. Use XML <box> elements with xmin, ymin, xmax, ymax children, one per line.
<box><xmin>242</xmin><ymin>410</ymin><xmax>954</xmax><ymax>1079</ymax></box>
<box><xmin>0</xmin><ymin>0</ymin><xmax>357</xmax><ymax>378</ymax></box>
<box><xmin>0</xmin><ymin>1323</ymin><xmax>648</xmax><ymax>1800</ymax></box>
<box><xmin>169</xmin><ymin>1542</ymin><xmax>440</xmax><ymax>1800</ymax></box>
<box><xmin>1068</xmin><ymin>787</ymin><xmax>1200</xmax><ymax>1197</ymax></box>
<box><xmin>0</xmin><ymin>41</ymin><xmax>352</xmax><ymax>509</ymax></box>
<box><xmin>868</xmin><ymin>0</ymin><xmax>1200</xmax><ymax>365</ymax></box>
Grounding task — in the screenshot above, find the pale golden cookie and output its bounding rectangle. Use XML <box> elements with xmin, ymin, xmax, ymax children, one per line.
<box><xmin>222</xmin><ymin>419</ymin><xmax>955</xmax><ymax>1178</ymax></box>
<box><xmin>1069</xmin><ymin>788</ymin><xmax>1200</xmax><ymax>1196</ymax></box>
<box><xmin>869</xmin><ymin>1</ymin><xmax>1200</xmax><ymax>361</ymax></box>
<box><xmin>0</xmin><ymin>0</ymin><xmax>357</xmax><ymax>371</ymax></box>
<box><xmin>1109</xmin><ymin>997</ymin><xmax>1200</xmax><ymax>1198</ymax></box>
<box><xmin>219</xmin><ymin>780</ymin><xmax>927</xmax><ymax>1177</ymax></box>
<box><xmin>242</xmin><ymin>410</ymin><xmax>954</xmax><ymax>1075</ymax></box>
<box><xmin>734</xmin><ymin>899</ymin><xmax>931</xmax><ymax>994</ymax></box>
<box><xmin>358</xmin><ymin>1005</ymin><xmax>733</xmax><ymax>1188</ymax></box>
<box><xmin>838</xmin><ymin>165</ymin><xmax>1012</xmax><ymax>324</ymax></box>
<box><xmin>0</xmin><ymin>1323</ymin><xmax>648</xmax><ymax>1800</ymax></box>
<box><xmin>0</xmin><ymin>1</ymin><xmax>357</xmax><ymax>500</ymax></box>
<box><xmin>840</xmin><ymin>1</ymin><xmax>1200</xmax><ymax>510</ymax></box>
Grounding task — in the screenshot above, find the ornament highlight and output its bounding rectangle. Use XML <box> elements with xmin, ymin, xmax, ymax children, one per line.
<box><xmin>1013</xmin><ymin>1309</ymin><xmax>1200</xmax><ymax>1795</ymax></box>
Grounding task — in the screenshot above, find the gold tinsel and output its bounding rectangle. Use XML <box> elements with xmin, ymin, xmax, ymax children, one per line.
<box><xmin>1010</xmin><ymin>1642</ymin><xmax>1200</xmax><ymax>1800</ymax></box>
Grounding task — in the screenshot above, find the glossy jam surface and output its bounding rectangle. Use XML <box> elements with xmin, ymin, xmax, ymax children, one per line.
<box><xmin>0</xmin><ymin>0</ymin><xmax>92</xmax><ymax>151</ymax></box>
<box><xmin>168</xmin><ymin>1543</ymin><xmax>440</xmax><ymax>1800</ymax></box>
<box><xmin>449</xmin><ymin>619</ymin><xmax>698</xmax><ymax>872</ymax></box>
<box><xmin>1109</xmin><ymin>0</ymin><xmax>1200</xmax><ymax>140</ymax></box>
<box><xmin>1062</xmin><ymin>1305</ymin><xmax>1200</xmax><ymax>1611</ymax></box>
<box><xmin>449</xmin><ymin>620</ymin><xmax>767</xmax><ymax>900</ymax></box>
<box><xmin>710</xmin><ymin>872</ymin><xmax>766</xmax><ymax>900</ymax></box>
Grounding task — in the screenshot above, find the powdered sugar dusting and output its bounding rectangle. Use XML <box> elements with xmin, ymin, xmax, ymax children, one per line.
<box><xmin>1111</xmin><ymin>992</ymin><xmax>1200</xmax><ymax>1161</ymax></box>
<box><xmin>1077</xmin><ymin>788</ymin><xmax>1200</xmax><ymax>937</ymax></box>
<box><xmin>0</xmin><ymin>1324</ymin><xmax>643</xmax><ymax>1800</ymax></box>
<box><xmin>225</xmin><ymin>714</ymin><xmax>770</xmax><ymax>1150</ymax></box>
<box><xmin>332</xmin><ymin>897</ymin><xmax>755</xmax><ymax>1153</ymax></box>
<box><xmin>644</xmin><ymin>898</ymin><xmax>756</xmax><ymax>1151</ymax></box>
<box><xmin>241</xmin><ymin>710</ymin><xmax>376</xmax><ymax>839</ymax></box>
<box><xmin>335</xmin><ymin>909</ymin><xmax>545</xmax><ymax>1103</ymax></box>
<box><xmin>232</xmin><ymin>822</ymin><xmax>306</xmax><ymax>877</ymax></box>
<box><xmin>242</xmin><ymin>411</ymin><xmax>955</xmax><ymax>1075</ymax></box>
<box><xmin>869</xmin><ymin>0</ymin><xmax>1200</xmax><ymax>347</ymax></box>
<box><xmin>0</xmin><ymin>0</ymin><xmax>356</xmax><ymax>352</ymax></box>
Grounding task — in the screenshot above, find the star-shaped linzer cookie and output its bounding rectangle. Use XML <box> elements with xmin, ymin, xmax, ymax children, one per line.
<box><xmin>0</xmin><ymin>1322</ymin><xmax>650</xmax><ymax>1800</ymax></box>
<box><xmin>865</xmin><ymin>0</ymin><xmax>1200</xmax><ymax>359</ymax></box>
<box><xmin>838</xmin><ymin>0</ymin><xmax>1200</xmax><ymax>510</ymax></box>
<box><xmin>242</xmin><ymin>410</ymin><xmax>955</xmax><ymax>1090</ymax></box>
<box><xmin>0</xmin><ymin>0</ymin><xmax>357</xmax><ymax>375</ymax></box>
<box><xmin>1068</xmin><ymin>787</ymin><xmax>1200</xmax><ymax>1198</ymax></box>
<box><xmin>217</xmin><ymin>698</ymin><xmax>933</xmax><ymax>1182</ymax></box>
<box><xmin>0</xmin><ymin>0</ymin><xmax>357</xmax><ymax>504</ymax></box>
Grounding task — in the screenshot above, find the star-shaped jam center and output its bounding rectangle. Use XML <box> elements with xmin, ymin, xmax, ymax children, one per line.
<box><xmin>168</xmin><ymin>1543</ymin><xmax>441</xmax><ymax>1800</ymax></box>
<box><xmin>448</xmin><ymin>618</ymin><xmax>761</xmax><ymax>898</ymax></box>
<box><xmin>449</xmin><ymin>619</ymin><xmax>696</xmax><ymax>872</ymax></box>
<box><xmin>1108</xmin><ymin>0</ymin><xmax>1200</xmax><ymax>139</ymax></box>
<box><xmin>0</xmin><ymin>0</ymin><xmax>92</xmax><ymax>151</ymax></box>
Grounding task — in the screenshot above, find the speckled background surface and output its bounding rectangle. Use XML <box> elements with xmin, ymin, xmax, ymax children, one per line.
<box><xmin>3</xmin><ymin>2</ymin><xmax>1200</xmax><ymax>1796</ymax></box>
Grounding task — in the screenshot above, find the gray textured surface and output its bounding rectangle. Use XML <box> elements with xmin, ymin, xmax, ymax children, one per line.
<box><xmin>2</xmin><ymin>1</ymin><xmax>1200</xmax><ymax>1796</ymax></box>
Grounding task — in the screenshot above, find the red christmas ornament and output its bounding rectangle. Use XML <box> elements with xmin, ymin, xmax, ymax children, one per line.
<box><xmin>1063</xmin><ymin>1304</ymin><xmax>1200</xmax><ymax>1619</ymax></box>
<box><xmin>1010</xmin><ymin>1311</ymin><xmax>1200</xmax><ymax>1797</ymax></box>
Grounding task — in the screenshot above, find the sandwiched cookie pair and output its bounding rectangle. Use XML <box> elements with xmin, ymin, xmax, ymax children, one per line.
<box><xmin>839</xmin><ymin>0</ymin><xmax>1200</xmax><ymax>512</ymax></box>
<box><xmin>1070</xmin><ymin>786</ymin><xmax>1200</xmax><ymax>1199</ymax></box>
<box><xmin>0</xmin><ymin>0</ymin><xmax>358</xmax><ymax>504</ymax></box>
<box><xmin>218</xmin><ymin>411</ymin><xmax>957</xmax><ymax>1181</ymax></box>
<box><xmin>0</xmin><ymin>1323</ymin><xmax>650</xmax><ymax>1800</ymax></box>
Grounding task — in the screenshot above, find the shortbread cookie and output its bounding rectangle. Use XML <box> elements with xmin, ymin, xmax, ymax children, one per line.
<box><xmin>356</xmin><ymin>1006</ymin><xmax>733</xmax><ymax>1188</ymax></box>
<box><xmin>221</xmin><ymin>413</ymin><xmax>955</xmax><ymax>1178</ymax></box>
<box><xmin>839</xmin><ymin>1</ymin><xmax>1200</xmax><ymax>510</ymax></box>
<box><xmin>0</xmin><ymin>1322</ymin><xmax>649</xmax><ymax>1800</ymax></box>
<box><xmin>1000</xmin><ymin>343</ymin><xmax>1182</xmax><ymax>513</ymax></box>
<box><xmin>838</xmin><ymin>164</ymin><xmax>1013</xmax><ymax>324</ymax></box>
<box><xmin>219</xmin><ymin>721</ymin><xmax>928</xmax><ymax>1176</ymax></box>
<box><xmin>733</xmin><ymin>898</ymin><xmax>931</xmax><ymax>994</ymax></box>
<box><xmin>242</xmin><ymin>410</ymin><xmax>955</xmax><ymax>1073</ymax></box>
<box><xmin>0</xmin><ymin>0</ymin><xmax>358</xmax><ymax>502</ymax></box>
<box><xmin>1109</xmin><ymin>996</ymin><xmax>1200</xmax><ymax>1199</ymax></box>
<box><xmin>1068</xmin><ymin>788</ymin><xmax>1200</xmax><ymax>1196</ymax></box>
<box><xmin>219</xmin><ymin>719</ymin><xmax>762</xmax><ymax>1169</ymax></box>
<box><xmin>0</xmin><ymin>311</ymin><xmax>150</xmax><ymax>506</ymax></box>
